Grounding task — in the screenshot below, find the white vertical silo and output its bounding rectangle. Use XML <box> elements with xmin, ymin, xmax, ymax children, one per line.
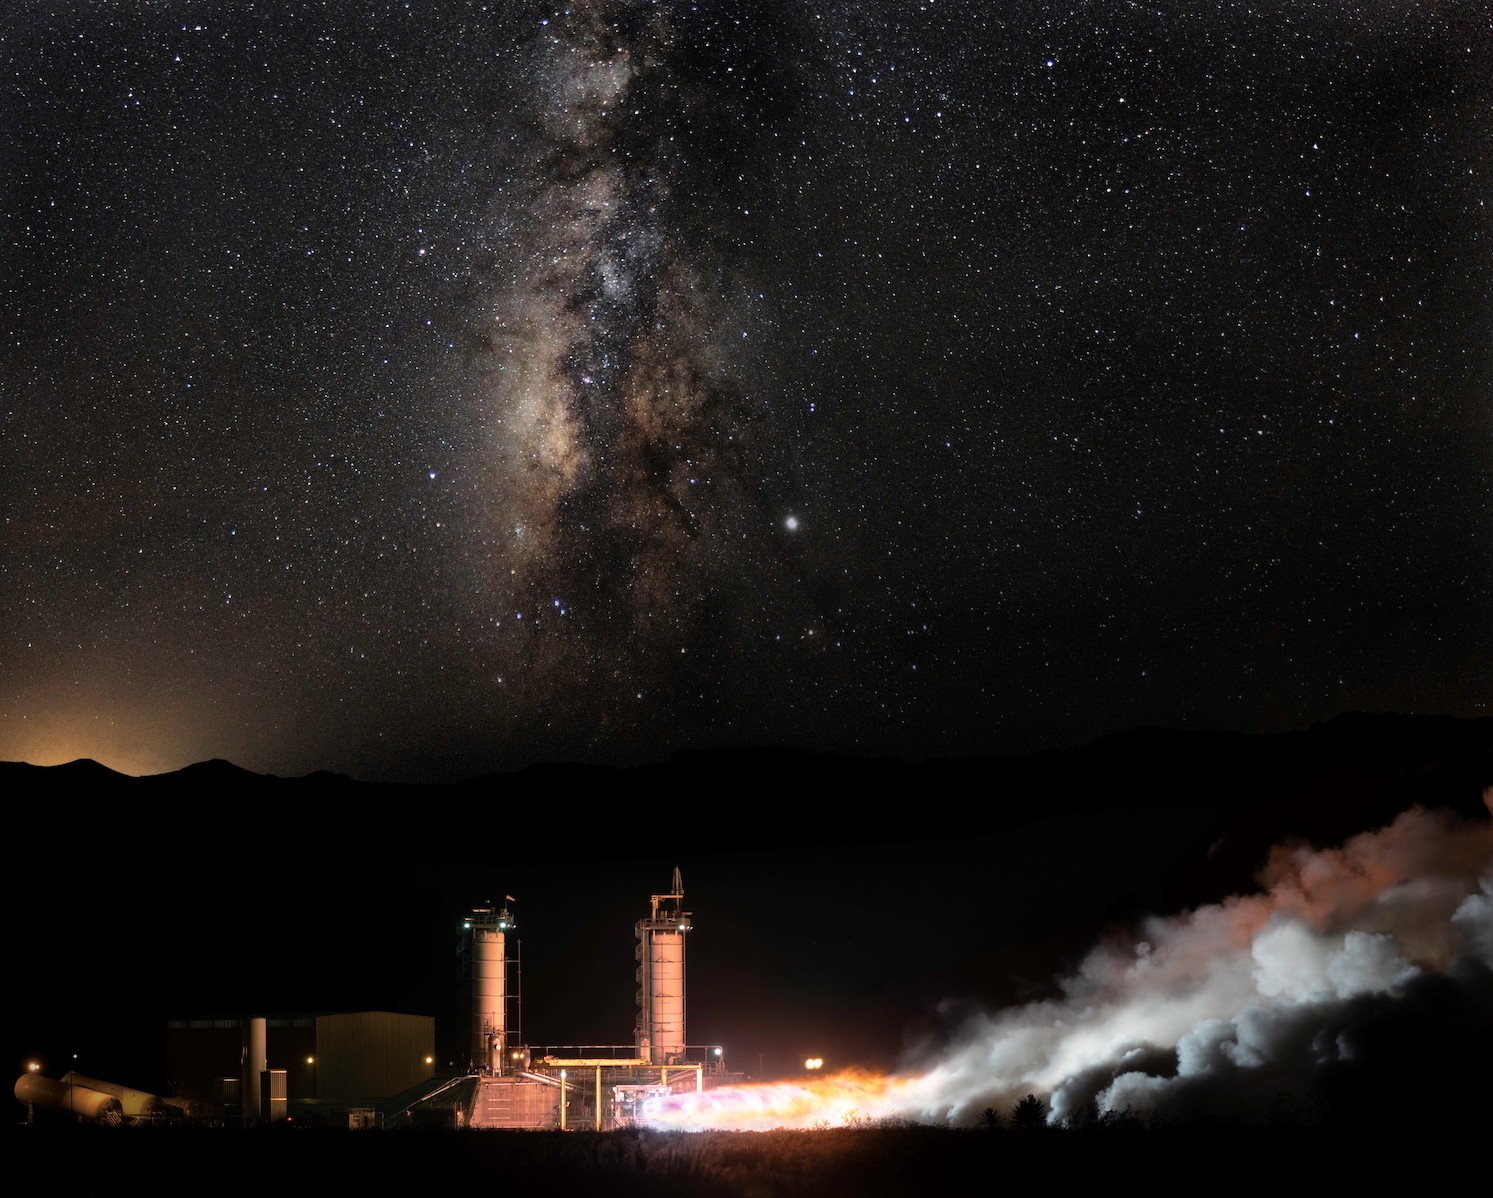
<box><xmin>242</xmin><ymin>1016</ymin><xmax>266</xmax><ymax>1123</ymax></box>
<box><xmin>634</xmin><ymin>868</ymin><xmax>691</xmax><ymax>1065</ymax></box>
<box><xmin>467</xmin><ymin>904</ymin><xmax>513</xmax><ymax>1073</ymax></box>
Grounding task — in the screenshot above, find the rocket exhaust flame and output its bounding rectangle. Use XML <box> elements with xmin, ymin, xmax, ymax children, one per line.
<box><xmin>645</xmin><ymin>796</ymin><xmax>1493</xmax><ymax>1132</ymax></box>
<box><xmin>644</xmin><ymin>1069</ymin><xmax>932</xmax><ymax>1132</ymax></box>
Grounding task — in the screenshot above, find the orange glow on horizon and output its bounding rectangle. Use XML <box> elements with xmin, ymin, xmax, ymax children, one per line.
<box><xmin>1</xmin><ymin>716</ymin><xmax>172</xmax><ymax>778</ymax></box>
<box><xmin>0</xmin><ymin>672</ymin><xmax>328</xmax><ymax>779</ymax></box>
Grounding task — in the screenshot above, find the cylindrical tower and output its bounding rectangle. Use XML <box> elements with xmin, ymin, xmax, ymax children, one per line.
<box><xmin>466</xmin><ymin>904</ymin><xmax>513</xmax><ymax>1073</ymax></box>
<box><xmin>634</xmin><ymin>868</ymin><xmax>691</xmax><ymax>1065</ymax></box>
<box><xmin>242</xmin><ymin>1017</ymin><xmax>266</xmax><ymax>1124</ymax></box>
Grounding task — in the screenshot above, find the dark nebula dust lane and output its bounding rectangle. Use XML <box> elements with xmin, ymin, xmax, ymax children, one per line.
<box><xmin>458</xmin><ymin>1</ymin><xmax>825</xmax><ymax>750</ymax></box>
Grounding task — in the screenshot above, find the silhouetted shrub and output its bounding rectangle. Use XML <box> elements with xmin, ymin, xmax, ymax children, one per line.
<box><xmin>1010</xmin><ymin>1094</ymin><xmax>1048</xmax><ymax>1129</ymax></box>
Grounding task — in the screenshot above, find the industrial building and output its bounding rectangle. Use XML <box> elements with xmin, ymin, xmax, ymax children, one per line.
<box><xmin>16</xmin><ymin>869</ymin><xmax>739</xmax><ymax>1130</ymax></box>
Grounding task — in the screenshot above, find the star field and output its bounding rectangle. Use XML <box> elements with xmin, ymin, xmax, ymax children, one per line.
<box><xmin>2</xmin><ymin>2</ymin><xmax>1489</xmax><ymax>781</ymax></box>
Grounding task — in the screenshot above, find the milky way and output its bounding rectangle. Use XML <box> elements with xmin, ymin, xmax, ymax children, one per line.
<box><xmin>462</xmin><ymin>1</ymin><xmax>816</xmax><ymax>744</ymax></box>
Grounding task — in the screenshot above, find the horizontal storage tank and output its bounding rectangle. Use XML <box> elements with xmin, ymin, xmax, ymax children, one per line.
<box><xmin>15</xmin><ymin>1073</ymin><xmax>123</xmax><ymax>1123</ymax></box>
<box><xmin>60</xmin><ymin>1071</ymin><xmax>169</xmax><ymax>1118</ymax></box>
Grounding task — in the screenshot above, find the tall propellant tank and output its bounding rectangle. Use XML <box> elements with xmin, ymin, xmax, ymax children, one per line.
<box><xmin>634</xmin><ymin>868</ymin><xmax>691</xmax><ymax>1065</ymax></box>
<box><xmin>242</xmin><ymin>1016</ymin><xmax>266</xmax><ymax>1124</ymax></box>
<box><xmin>466</xmin><ymin>903</ymin><xmax>514</xmax><ymax>1073</ymax></box>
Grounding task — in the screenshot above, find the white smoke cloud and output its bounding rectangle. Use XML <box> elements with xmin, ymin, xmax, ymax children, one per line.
<box><xmin>645</xmin><ymin>795</ymin><xmax>1493</xmax><ymax>1132</ymax></box>
<box><xmin>1451</xmin><ymin>878</ymin><xmax>1493</xmax><ymax>966</ymax></box>
<box><xmin>946</xmin><ymin>799</ymin><xmax>1493</xmax><ymax>1128</ymax></box>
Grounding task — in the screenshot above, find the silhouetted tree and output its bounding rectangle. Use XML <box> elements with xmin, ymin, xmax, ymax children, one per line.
<box><xmin>981</xmin><ymin>1106</ymin><xmax>1002</xmax><ymax>1131</ymax></box>
<box><xmin>1011</xmin><ymin>1093</ymin><xmax>1048</xmax><ymax>1130</ymax></box>
<box><xmin>1093</xmin><ymin>1104</ymin><xmax>1142</xmax><ymax>1133</ymax></box>
<box><xmin>1062</xmin><ymin>1097</ymin><xmax>1141</xmax><ymax>1132</ymax></box>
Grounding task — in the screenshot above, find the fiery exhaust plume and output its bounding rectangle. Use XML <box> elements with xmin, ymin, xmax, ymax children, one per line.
<box><xmin>644</xmin><ymin>1069</ymin><xmax>931</xmax><ymax>1133</ymax></box>
<box><xmin>645</xmin><ymin>796</ymin><xmax>1493</xmax><ymax>1131</ymax></box>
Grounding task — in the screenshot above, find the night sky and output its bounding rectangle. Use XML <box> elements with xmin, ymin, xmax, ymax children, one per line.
<box><xmin>3</xmin><ymin>1</ymin><xmax>1489</xmax><ymax>785</ymax></box>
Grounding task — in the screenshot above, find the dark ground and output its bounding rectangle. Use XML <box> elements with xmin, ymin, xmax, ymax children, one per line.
<box><xmin>7</xmin><ymin>1117</ymin><xmax>1460</xmax><ymax>1196</ymax></box>
<box><xmin>7</xmin><ymin>711</ymin><xmax>1490</xmax><ymax>1117</ymax></box>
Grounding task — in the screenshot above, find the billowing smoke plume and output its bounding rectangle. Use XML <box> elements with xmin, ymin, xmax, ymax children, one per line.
<box><xmin>644</xmin><ymin>794</ymin><xmax>1493</xmax><ymax>1131</ymax></box>
<box><xmin>460</xmin><ymin>3</ymin><xmax>816</xmax><ymax>750</ymax></box>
